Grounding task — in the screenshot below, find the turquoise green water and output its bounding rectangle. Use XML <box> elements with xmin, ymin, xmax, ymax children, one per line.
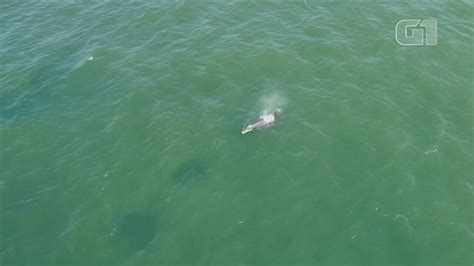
<box><xmin>1</xmin><ymin>1</ymin><xmax>473</xmax><ymax>265</ymax></box>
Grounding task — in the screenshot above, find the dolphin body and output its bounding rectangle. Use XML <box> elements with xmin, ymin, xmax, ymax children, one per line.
<box><xmin>241</xmin><ymin>108</ymin><xmax>281</xmax><ymax>135</ymax></box>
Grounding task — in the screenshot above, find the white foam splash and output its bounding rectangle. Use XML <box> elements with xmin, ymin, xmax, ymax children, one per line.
<box><xmin>259</xmin><ymin>91</ymin><xmax>287</xmax><ymax>116</ymax></box>
<box><xmin>424</xmin><ymin>145</ymin><xmax>438</xmax><ymax>155</ymax></box>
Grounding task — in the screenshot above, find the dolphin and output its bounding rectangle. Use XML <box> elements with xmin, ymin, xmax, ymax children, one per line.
<box><xmin>241</xmin><ymin>108</ymin><xmax>281</xmax><ymax>134</ymax></box>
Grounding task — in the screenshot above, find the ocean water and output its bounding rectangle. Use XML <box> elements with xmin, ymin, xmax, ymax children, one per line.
<box><xmin>1</xmin><ymin>1</ymin><xmax>473</xmax><ymax>265</ymax></box>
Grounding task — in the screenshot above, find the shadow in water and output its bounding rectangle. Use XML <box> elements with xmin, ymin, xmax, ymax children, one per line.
<box><xmin>117</xmin><ymin>213</ymin><xmax>156</xmax><ymax>252</ymax></box>
<box><xmin>171</xmin><ymin>158</ymin><xmax>208</xmax><ymax>189</ymax></box>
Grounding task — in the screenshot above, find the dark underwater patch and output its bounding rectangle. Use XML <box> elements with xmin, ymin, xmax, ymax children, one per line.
<box><xmin>171</xmin><ymin>158</ymin><xmax>208</xmax><ymax>188</ymax></box>
<box><xmin>117</xmin><ymin>213</ymin><xmax>156</xmax><ymax>252</ymax></box>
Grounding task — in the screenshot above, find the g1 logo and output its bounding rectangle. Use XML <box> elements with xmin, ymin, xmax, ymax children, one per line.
<box><xmin>395</xmin><ymin>19</ymin><xmax>437</xmax><ymax>46</ymax></box>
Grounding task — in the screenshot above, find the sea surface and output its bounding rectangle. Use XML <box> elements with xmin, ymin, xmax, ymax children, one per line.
<box><xmin>1</xmin><ymin>1</ymin><xmax>473</xmax><ymax>266</ymax></box>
